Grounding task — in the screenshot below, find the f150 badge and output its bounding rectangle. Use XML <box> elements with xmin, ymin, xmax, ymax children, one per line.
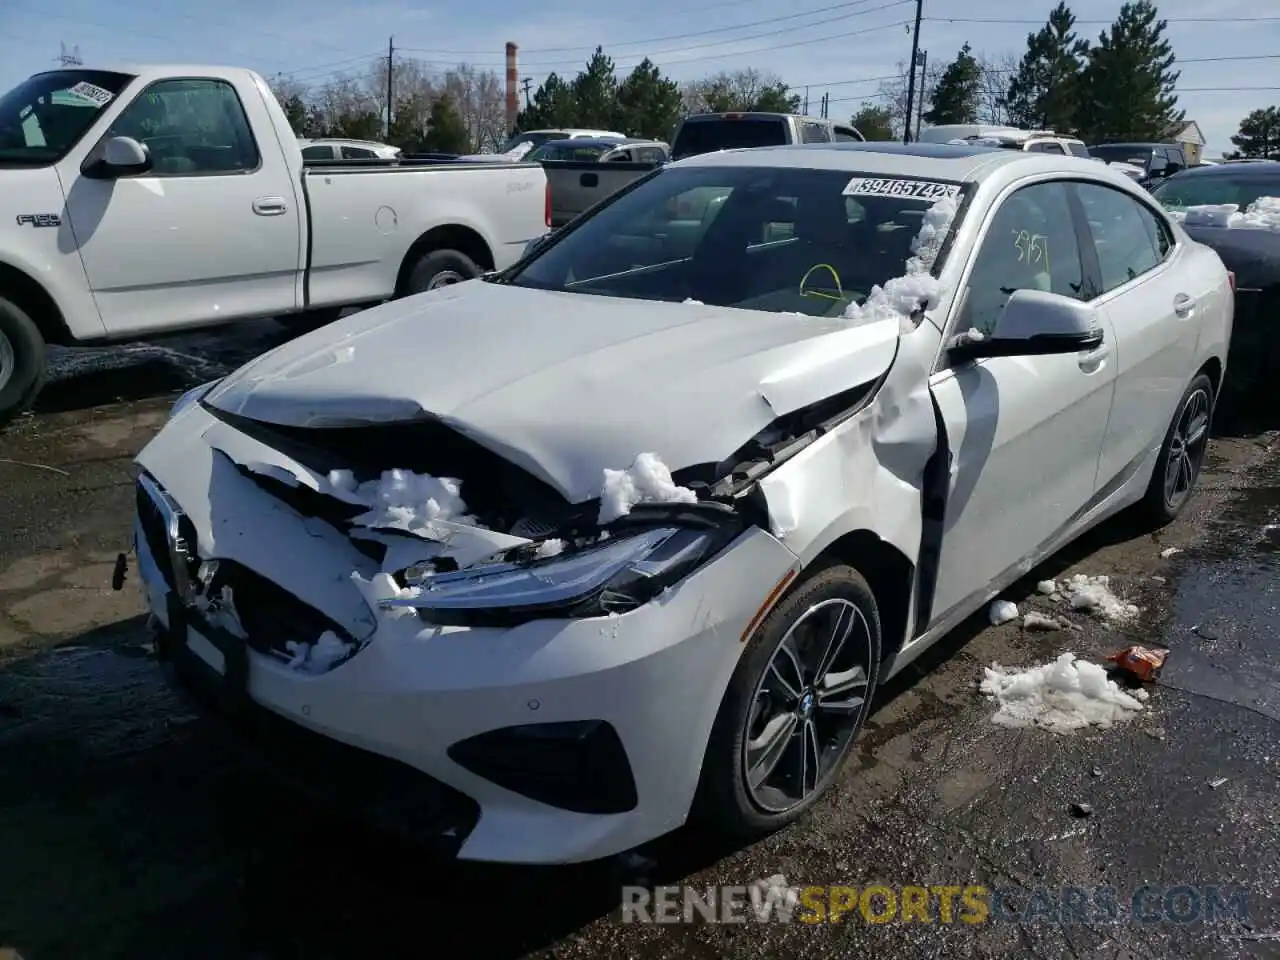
<box><xmin>16</xmin><ymin>213</ymin><xmax>61</xmax><ymax>228</ymax></box>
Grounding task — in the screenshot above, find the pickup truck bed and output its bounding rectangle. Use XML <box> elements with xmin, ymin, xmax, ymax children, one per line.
<box><xmin>0</xmin><ymin>63</ymin><xmax>550</xmax><ymax>424</ymax></box>
<box><xmin>540</xmin><ymin>159</ymin><xmax>660</xmax><ymax>228</ymax></box>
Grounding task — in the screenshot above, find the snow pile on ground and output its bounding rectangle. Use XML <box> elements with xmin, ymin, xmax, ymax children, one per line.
<box><xmin>980</xmin><ymin>652</ymin><xmax>1148</xmax><ymax>732</ymax></box>
<box><xmin>324</xmin><ymin>468</ymin><xmax>476</xmax><ymax>533</ymax></box>
<box><xmin>599</xmin><ymin>452</ymin><xmax>697</xmax><ymax>524</ymax></box>
<box><xmin>1060</xmin><ymin>574</ymin><xmax>1139</xmax><ymax>623</ymax></box>
<box><xmin>988</xmin><ymin>599</ymin><xmax>1019</xmax><ymax>625</ymax></box>
<box><xmin>284</xmin><ymin>630</ymin><xmax>355</xmax><ymax>673</ymax></box>
<box><xmin>842</xmin><ymin>194</ymin><xmax>957</xmax><ymax>333</ymax></box>
<box><xmin>1171</xmin><ymin>196</ymin><xmax>1280</xmax><ymax>231</ymax></box>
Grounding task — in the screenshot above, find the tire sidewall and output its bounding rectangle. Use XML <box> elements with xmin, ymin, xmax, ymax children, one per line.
<box><xmin>696</xmin><ymin>563</ymin><xmax>882</xmax><ymax>836</ymax></box>
<box><xmin>406</xmin><ymin>249</ymin><xmax>480</xmax><ymax>295</ymax></box>
<box><xmin>0</xmin><ymin>296</ymin><xmax>46</xmax><ymax>427</ymax></box>
<box><xmin>1147</xmin><ymin>372</ymin><xmax>1215</xmax><ymax>522</ymax></box>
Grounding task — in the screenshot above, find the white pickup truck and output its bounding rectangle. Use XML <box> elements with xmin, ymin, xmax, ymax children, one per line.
<box><xmin>0</xmin><ymin>64</ymin><xmax>550</xmax><ymax>425</ymax></box>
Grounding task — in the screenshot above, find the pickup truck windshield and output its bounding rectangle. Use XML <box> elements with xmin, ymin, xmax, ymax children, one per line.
<box><xmin>529</xmin><ymin>142</ymin><xmax>610</xmax><ymax>162</ymax></box>
<box><xmin>507</xmin><ymin>165</ymin><xmax>963</xmax><ymax>317</ymax></box>
<box><xmin>0</xmin><ymin>70</ymin><xmax>134</xmax><ymax>165</ymax></box>
<box><xmin>1150</xmin><ymin>172</ymin><xmax>1280</xmax><ymax>212</ymax></box>
<box><xmin>1090</xmin><ymin>145</ymin><xmax>1153</xmax><ymax>168</ymax></box>
<box><xmin>671</xmin><ymin>119</ymin><xmax>789</xmax><ymax>160</ymax></box>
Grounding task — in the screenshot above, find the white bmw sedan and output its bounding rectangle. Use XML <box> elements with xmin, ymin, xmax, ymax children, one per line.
<box><xmin>134</xmin><ymin>141</ymin><xmax>1232</xmax><ymax>865</ymax></box>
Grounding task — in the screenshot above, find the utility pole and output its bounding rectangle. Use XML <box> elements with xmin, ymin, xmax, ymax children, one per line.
<box><xmin>803</xmin><ymin>87</ymin><xmax>810</xmax><ymax>115</ymax></box>
<box><xmin>520</xmin><ymin>77</ymin><xmax>533</xmax><ymax>109</ymax></box>
<box><xmin>385</xmin><ymin>36</ymin><xmax>394</xmax><ymax>140</ymax></box>
<box><xmin>902</xmin><ymin>0</ymin><xmax>924</xmax><ymax>143</ymax></box>
<box><xmin>915</xmin><ymin>50</ymin><xmax>928</xmax><ymax>141</ymax></box>
<box><xmin>821</xmin><ymin>92</ymin><xmax>830</xmax><ymax>119</ymax></box>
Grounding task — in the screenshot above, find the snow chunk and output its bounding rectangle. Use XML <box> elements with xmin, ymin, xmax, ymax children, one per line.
<box><xmin>351</xmin><ymin>570</ymin><xmax>421</xmax><ymax>619</ymax></box>
<box><xmin>1036</xmin><ymin>579</ymin><xmax>1057</xmax><ymax>595</ymax></box>
<box><xmin>1060</xmin><ymin>574</ymin><xmax>1139</xmax><ymax>623</ymax></box>
<box><xmin>980</xmin><ymin>652</ymin><xmax>1147</xmax><ymax>732</ymax></box>
<box><xmin>599</xmin><ymin>452</ymin><xmax>697</xmax><ymax>524</ymax></box>
<box><xmin>324</xmin><ymin>468</ymin><xmax>477</xmax><ymax>534</ymax></box>
<box><xmin>1023</xmin><ymin>611</ymin><xmax>1063</xmax><ymax>631</ymax></box>
<box><xmin>988</xmin><ymin>599</ymin><xmax>1019</xmax><ymax>625</ymax></box>
<box><xmin>841</xmin><ymin>194</ymin><xmax>956</xmax><ymax>333</ymax></box>
<box><xmin>535</xmin><ymin>538</ymin><xmax>566</xmax><ymax>558</ymax></box>
<box><xmin>1177</xmin><ymin>197</ymin><xmax>1280</xmax><ymax>232</ymax></box>
<box><xmin>284</xmin><ymin>630</ymin><xmax>354</xmax><ymax>674</ymax></box>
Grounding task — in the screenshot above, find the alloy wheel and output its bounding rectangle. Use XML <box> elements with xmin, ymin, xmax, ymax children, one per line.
<box><xmin>427</xmin><ymin>270</ymin><xmax>466</xmax><ymax>290</ymax></box>
<box><xmin>742</xmin><ymin>598</ymin><xmax>872</xmax><ymax>813</ymax></box>
<box><xmin>1164</xmin><ymin>386</ymin><xmax>1211</xmax><ymax>510</ymax></box>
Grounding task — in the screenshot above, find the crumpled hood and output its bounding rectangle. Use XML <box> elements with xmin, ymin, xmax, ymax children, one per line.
<box><xmin>204</xmin><ymin>281</ymin><xmax>900</xmax><ymax>502</ymax></box>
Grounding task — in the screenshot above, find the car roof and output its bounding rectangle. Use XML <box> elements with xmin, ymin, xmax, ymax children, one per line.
<box><xmin>540</xmin><ymin>137</ymin><xmax>662</xmax><ymax>148</ymax></box>
<box><xmin>1161</xmin><ymin>161</ymin><xmax>1280</xmax><ymax>181</ymax></box>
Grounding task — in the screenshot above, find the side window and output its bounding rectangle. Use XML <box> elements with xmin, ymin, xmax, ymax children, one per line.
<box><xmin>608</xmin><ymin>149</ymin><xmax>634</xmax><ymax>162</ymax></box>
<box><xmin>1075</xmin><ymin>183</ymin><xmax>1166</xmax><ymax>293</ymax></box>
<box><xmin>958</xmin><ymin>181</ymin><xmax>1085</xmax><ymax>336</ymax></box>
<box><xmin>833</xmin><ymin>126</ymin><xmax>861</xmax><ymax>142</ymax></box>
<box><xmin>107</xmin><ymin>78</ymin><xmax>259</xmax><ymax>175</ymax></box>
<box><xmin>341</xmin><ymin>145</ymin><xmax>377</xmax><ymax>158</ymax></box>
<box><xmin>800</xmin><ymin>121</ymin><xmax>831</xmax><ymax>144</ymax></box>
<box><xmin>1028</xmin><ymin>141</ymin><xmax>1066</xmax><ymax>154</ymax></box>
<box><xmin>301</xmin><ymin>144</ymin><xmax>333</xmax><ymax>160</ymax></box>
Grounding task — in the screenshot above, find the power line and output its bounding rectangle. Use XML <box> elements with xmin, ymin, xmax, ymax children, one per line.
<box><xmin>924</xmin><ymin>15</ymin><xmax>1280</xmax><ymax>24</ymax></box>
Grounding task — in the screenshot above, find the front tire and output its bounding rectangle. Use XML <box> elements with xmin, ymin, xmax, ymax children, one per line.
<box><xmin>1137</xmin><ymin>372</ymin><xmax>1214</xmax><ymax>527</ymax></box>
<box><xmin>0</xmin><ymin>295</ymin><xmax>47</xmax><ymax>430</ymax></box>
<box><xmin>693</xmin><ymin>563</ymin><xmax>881</xmax><ymax>839</ymax></box>
<box><xmin>406</xmin><ymin>249</ymin><xmax>481</xmax><ymax>295</ymax></box>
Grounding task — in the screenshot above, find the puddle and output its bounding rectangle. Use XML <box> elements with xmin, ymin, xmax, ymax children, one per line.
<box><xmin>1160</xmin><ymin>459</ymin><xmax>1280</xmax><ymax>720</ymax></box>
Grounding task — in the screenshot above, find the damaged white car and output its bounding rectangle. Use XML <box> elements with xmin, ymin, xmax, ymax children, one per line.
<box><xmin>132</xmin><ymin>141</ymin><xmax>1232</xmax><ymax>864</ymax></box>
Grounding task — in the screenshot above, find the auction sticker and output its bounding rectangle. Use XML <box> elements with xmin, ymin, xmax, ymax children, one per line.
<box><xmin>843</xmin><ymin>177</ymin><xmax>960</xmax><ymax>201</ymax></box>
<box><xmin>66</xmin><ymin>81</ymin><xmax>115</xmax><ymax>105</ymax></box>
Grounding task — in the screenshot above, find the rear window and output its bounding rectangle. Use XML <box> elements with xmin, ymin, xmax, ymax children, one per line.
<box><xmin>672</xmin><ymin>118</ymin><xmax>789</xmax><ymax>159</ymax></box>
<box><xmin>1066</xmin><ymin>141</ymin><xmax>1091</xmax><ymax>159</ymax></box>
<box><xmin>1090</xmin><ymin>145</ymin><xmax>1153</xmax><ymax>167</ymax></box>
<box><xmin>529</xmin><ymin>142</ymin><xmax>610</xmax><ymax>162</ymax></box>
<box><xmin>1150</xmin><ymin>173</ymin><xmax>1280</xmax><ymax>212</ymax></box>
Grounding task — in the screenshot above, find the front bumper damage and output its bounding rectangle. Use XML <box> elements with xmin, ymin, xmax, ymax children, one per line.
<box><xmin>135</xmin><ymin>402</ymin><xmax>799</xmax><ymax>864</ymax></box>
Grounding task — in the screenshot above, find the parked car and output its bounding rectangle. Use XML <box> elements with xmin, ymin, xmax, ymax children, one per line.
<box><xmin>1148</xmin><ymin>161</ymin><xmax>1280</xmax><ymax>418</ymax></box>
<box><xmin>462</xmin><ymin>129</ymin><xmax>629</xmax><ymax>162</ymax></box>
<box><xmin>134</xmin><ymin>141</ymin><xmax>1229</xmax><ymax>865</ymax></box>
<box><xmin>534</xmin><ymin>137</ymin><xmax>671</xmax><ymax>228</ymax></box>
<box><xmin>670</xmin><ymin>112</ymin><xmax>864</xmax><ymax>160</ymax></box>
<box><xmin>922</xmin><ymin>124</ymin><xmax>1091</xmax><ymax>158</ymax></box>
<box><xmin>1087</xmin><ymin>142</ymin><xmax>1188</xmax><ymax>187</ymax></box>
<box><xmin>0</xmin><ymin>65</ymin><xmax>550</xmax><ymax>425</ymax></box>
<box><xmin>298</xmin><ymin>137</ymin><xmax>401</xmax><ymax>160</ymax></box>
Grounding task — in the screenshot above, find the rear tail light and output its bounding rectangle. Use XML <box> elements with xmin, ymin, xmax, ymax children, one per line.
<box><xmin>544</xmin><ymin>181</ymin><xmax>551</xmax><ymax>228</ymax></box>
<box><xmin>1226</xmin><ymin>270</ymin><xmax>1236</xmax><ymax>293</ymax></box>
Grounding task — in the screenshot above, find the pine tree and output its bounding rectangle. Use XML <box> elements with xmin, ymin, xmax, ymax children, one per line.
<box><xmin>515</xmin><ymin>73</ymin><xmax>577</xmax><ymax>130</ymax></box>
<box><xmin>570</xmin><ymin>47</ymin><xmax>619</xmax><ymax>129</ymax></box>
<box><xmin>923</xmin><ymin>43</ymin><xmax>982</xmax><ymax>126</ymax></box>
<box><xmin>614</xmin><ymin>59</ymin><xmax>683</xmax><ymax>140</ymax></box>
<box><xmin>1229</xmin><ymin>106</ymin><xmax>1280</xmax><ymax>159</ymax></box>
<box><xmin>1005</xmin><ymin>2</ymin><xmax>1089</xmax><ymax>133</ymax></box>
<box><xmin>422</xmin><ymin>95</ymin><xmax>471</xmax><ymax>154</ymax></box>
<box><xmin>1075</xmin><ymin>0</ymin><xmax>1182</xmax><ymax>142</ymax></box>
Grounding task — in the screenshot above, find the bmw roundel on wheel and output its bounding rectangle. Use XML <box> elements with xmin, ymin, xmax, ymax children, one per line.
<box><xmin>134</xmin><ymin>141</ymin><xmax>1231</xmax><ymax>865</ymax></box>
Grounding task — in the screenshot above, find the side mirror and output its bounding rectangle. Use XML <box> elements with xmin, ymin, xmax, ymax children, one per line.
<box><xmin>948</xmin><ymin>288</ymin><xmax>1104</xmax><ymax>363</ymax></box>
<box><xmin>90</xmin><ymin>136</ymin><xmax>152</xmax><ymax>178</ymax></box>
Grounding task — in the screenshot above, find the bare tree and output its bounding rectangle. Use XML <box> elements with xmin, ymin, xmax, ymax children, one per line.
<box><xmin>442</xmin><ymin>64</ymin><xmax>507</xmax><ymax>152</ymax></box>
<box><xmin>875</xmin><ymin>59</ymin><xmax>943</xmax><ymax>140</ymax></box>
<box><xmin>681</xmin><ymin>68</ymin><xmax>798</xmax><ymax>113</ymax></box>
<box><xmin>976</xmin><ymin>53</ymin><xmax>1017</xmax><ymax>125</ymax></box>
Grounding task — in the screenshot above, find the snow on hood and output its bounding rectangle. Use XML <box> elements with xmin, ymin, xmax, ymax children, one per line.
<box><xmin>1167</xmin><ymin>196</ymin><xmax>1280</xmax><ymax>231</ymax></box>
<box><xmin>204</xmin><ymin>282</ymin><xmax>901</xmax><ymax>503</ymax></box>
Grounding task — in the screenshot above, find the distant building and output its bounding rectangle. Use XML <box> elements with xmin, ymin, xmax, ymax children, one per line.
<box><xmin>1164</xmin><ymin>120</ymin><xmax>1205</xmax><ymax>166</ymax></box>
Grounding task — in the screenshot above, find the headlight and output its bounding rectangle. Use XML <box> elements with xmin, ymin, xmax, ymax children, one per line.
<box><xmin>381</xmin><ymin>524</ymin><xmax>731</xmax><ymax>628</ymax></box>
<box><xmin>170</xmin><ymin>379</ymin><xmax>221</xmax><ymax>420</ymax></box>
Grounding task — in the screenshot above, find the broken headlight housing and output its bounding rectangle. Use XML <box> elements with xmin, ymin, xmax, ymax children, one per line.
<box><xmin>382</xmin><ymin>523</ymin><xmax>735</xmax><ymax>628</ymax></box>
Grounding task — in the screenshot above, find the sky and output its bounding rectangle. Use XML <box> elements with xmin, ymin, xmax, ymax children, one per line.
<box><xmin>3</xmin><ymin>0</ymin><xmax>1278</xmax><ymax>155</ymax></box>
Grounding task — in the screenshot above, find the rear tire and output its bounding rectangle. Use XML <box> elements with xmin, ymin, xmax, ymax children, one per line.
<box><xmin>0</xmin><ymin>295</ymin><xmax>47</xmax><ymax>430</ymax></box>
<box><xmin>692</xmin><ymin>563</ymin><xmax>881</xmax><ymax>840</ymax></box>
<box><xmin>406</xmin><ymin>249</ymin><xmax>481</xmax><ymax>295</ymax></box>
<box><xmin>1136</xmin><ymin>372</ymin><xmax>1214</xmax><ymax>527</ymax></box>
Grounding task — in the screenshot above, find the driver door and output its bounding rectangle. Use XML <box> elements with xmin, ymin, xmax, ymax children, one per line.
<box><xmin>926</xmin><ymin>180</ymin><xmax>1118</xmax><ymax>624</ymax></box>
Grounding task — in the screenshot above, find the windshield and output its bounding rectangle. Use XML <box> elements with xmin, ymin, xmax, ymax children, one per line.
<box><xmin>0</xmin><ymin>70</ymin><xmax>134</xmax><ymax>165</ymax></box>
<box><xmin>506</xmin><ymin>165</ymin><xmax>965</xmax><ymax>317</ymax></box>
<box><xmin>1089</xmin><ymin>145</ymin><xmax>1152</xmax><ymax>167</ymax></box>
<box><xmin>500</xmin><ymin>131</ymin><xmax>566</xmax><ymax>153</ymax></box>
<box><xmin>1151</xmin><ymin>173</ymin><xmax>1280</xmax><ymax>212</ymax></box>
<box><xmin>671</xmin><ymin>118</ymin><xmax>789</xmax><ymax>160</ymax></box>
<box><xmin>529</xmin><ymin>142</ymin><xmax>610</xmax><ymax>162</ymax></box>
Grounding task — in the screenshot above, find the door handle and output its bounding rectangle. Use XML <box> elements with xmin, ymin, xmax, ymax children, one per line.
<box><xmin>252</xmin><ymin>197</ymin><xmax>288</xmax><ymax>216</ymax></box>
<box><xmin>1078</xmin><ymin>340</ymin><xmax>1112</xmax><ymax>372</ymax></box>
<box><xmin>1173</xmin><ymin>293</ymin><xmax>1195</xmax><ymax>319</ymax></box>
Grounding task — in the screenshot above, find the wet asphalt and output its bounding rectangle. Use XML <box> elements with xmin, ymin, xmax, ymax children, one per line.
<box><xmin>0</xmin><ymin>326</ymin><xmax>1277</xmax><ymax>960</ymax></box>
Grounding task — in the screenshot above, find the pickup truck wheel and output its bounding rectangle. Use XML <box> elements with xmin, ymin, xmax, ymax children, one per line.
<box><xmin>0</xmin><ymin>295</ymin><xmax>47</xmax><ymax>429</ymax></box>
<box><xmin>406</xmin><ymin>249</ymin><xmax>480</xmax><ymax>295</ymax></box>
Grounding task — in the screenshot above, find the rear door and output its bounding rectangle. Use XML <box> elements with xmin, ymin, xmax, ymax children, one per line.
<box><xmin>59</xmin><ymin>76</ymin><xmax>301</xmax><ymax>334</ymax></box>
<box><xmin>1073</xmin><ymin>181</ymin><xmax>1197</xmax><ymax>490</ymax></box>
<box><xmin>927</xmin><ymin>179</ymin><xmax>1117</xmax><ymax>624</ymax></box>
